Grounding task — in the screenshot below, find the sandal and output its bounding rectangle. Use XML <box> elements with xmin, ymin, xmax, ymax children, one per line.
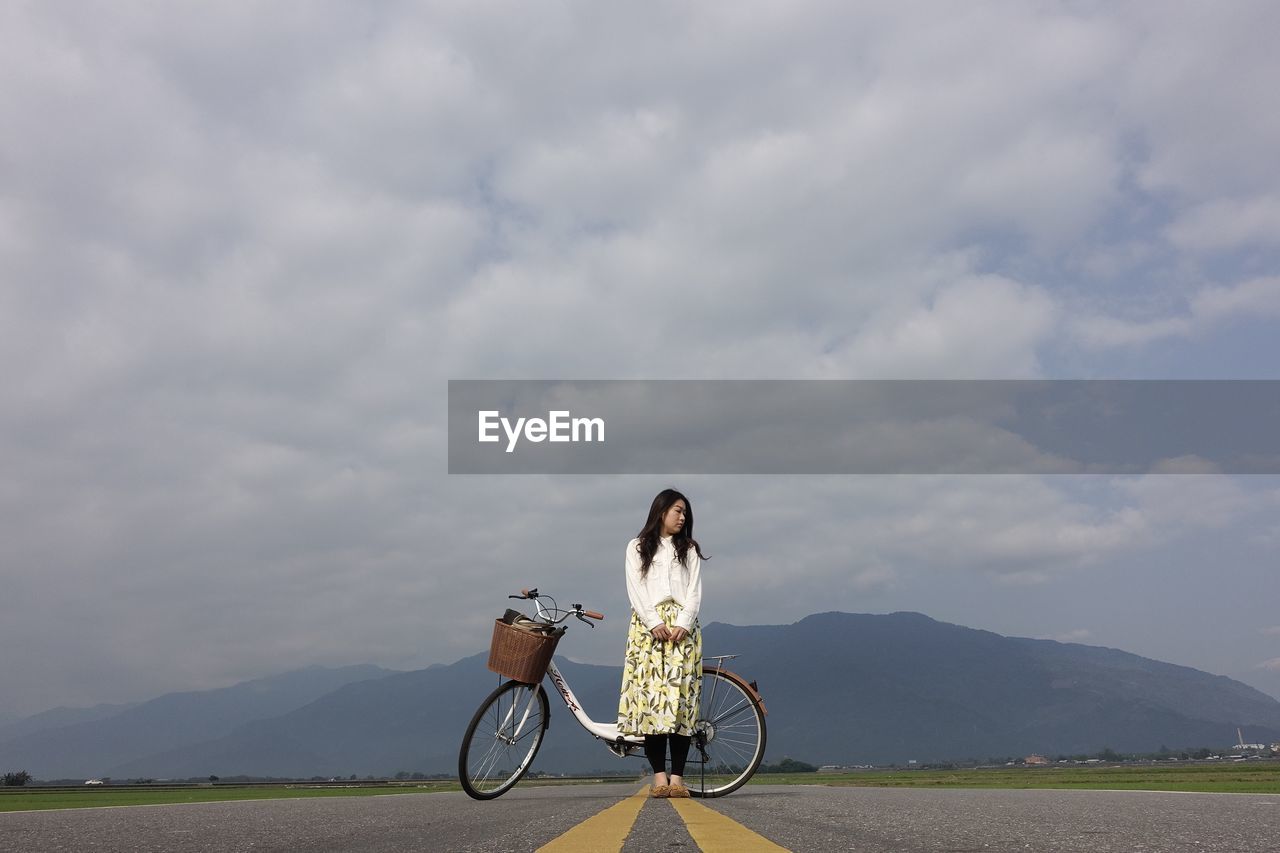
<box><xmin>649</xmin><ymin>784</ymin><xmax>671</xmax><ymax>798</ymax></box>
<box><xmin>667</xmin><ymin>784</ymin><xmax>690</xmax><ymax>798</ymax></box>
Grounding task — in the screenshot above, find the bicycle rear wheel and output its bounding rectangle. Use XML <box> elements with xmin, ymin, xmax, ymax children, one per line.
<box><xmin>458</xmin><ymin>679</ymin><xmax>550</xmax><ymax>800</ymax></box>
<box><xmin>687</xmin><ymin>668</ymin><xmax>767</xmax><ymax>797</ymax></box>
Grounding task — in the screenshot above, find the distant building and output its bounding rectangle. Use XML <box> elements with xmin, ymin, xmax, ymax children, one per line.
<box><xmin>1233</xmin><ymin>728</ymin><xmax>1267</xmax><ymax>751</ymax></box>
<box><xmin>1025</xmin><ymin>754</ymin><xmax>1050</xmax><ymax>765</ymax></box>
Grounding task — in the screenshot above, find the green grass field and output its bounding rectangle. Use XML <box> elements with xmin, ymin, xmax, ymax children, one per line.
<box><xmin>754</xmin><ymin>761</ymin><xmax>1280</xmax><ymax>794</ymax></box>
<box><xmin>0</xmin><ymin>782</ymin><xmax>458</xmax><ymax>812</ymax></box>
<box><xmin>4</xmin><ymin>763</ymin><xmax>1277</xmax><ymax>811</ymax></box>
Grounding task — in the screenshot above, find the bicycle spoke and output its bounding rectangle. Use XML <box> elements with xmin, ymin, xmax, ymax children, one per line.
<box><xmin>460</xmin><ymin>681</ymin><xmax>549</xmax><ymax>799</ymax></box>
<box><xmin>473</xmin><ymin>738</ymin><xmax>507</xmax><ymax>783</ymax></box>
<box><xmin>709</xmin><ymin>741</ymin><xmax>752</xmax><ymax>764</ymax></box>
<box><xmin>686</xmin><ymin>671</ymin><xmax>767</xmax><ymax>797</ymax></box>
<box><xmin>474</xmin><ymin>735</ymin><xmax>512</xmax><ymax>784</ymax></box>
<box><xmin>703</xmin><ymin>669</ymin><xmax>722</xmax><ymax>711</ymax></box>
<box><xmin>510</xmin><ymin>724</ymin><xmax>542</xmax><ymax>745</ymax></box>
<box><xmin>706</xmin><ymin>696</ymin><xmax>752</xmax><ymax>725</ymax></box>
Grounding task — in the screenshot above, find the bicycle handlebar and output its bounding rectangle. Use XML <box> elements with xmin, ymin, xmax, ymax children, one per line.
<box><xmin>509</xmin><ymin>589</ymin><xmax>604</xmax><ymax>623</ymax></box>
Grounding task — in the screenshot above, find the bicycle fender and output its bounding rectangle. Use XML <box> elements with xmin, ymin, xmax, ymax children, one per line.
<box><xmin>701</xmin><ymin>665</ymin><xmax>768</xmax><ymax>717</ymax></box>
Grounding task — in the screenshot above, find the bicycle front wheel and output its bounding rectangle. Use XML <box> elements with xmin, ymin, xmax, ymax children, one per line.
<box><xmin>458</xmin><ymin>679</ymin><xmax>550</xmax><ymax>800</ymax></box>
<box><xmin>687</xmin><ymin>668</ymin><xmax>767</xmax><ymax>797</ymax></box>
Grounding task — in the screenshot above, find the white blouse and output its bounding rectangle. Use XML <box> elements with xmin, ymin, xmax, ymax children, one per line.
<box><xmin>624</xmin><ymin>534</ymin><xmax>702</xmax><ymax>632</ymax></box>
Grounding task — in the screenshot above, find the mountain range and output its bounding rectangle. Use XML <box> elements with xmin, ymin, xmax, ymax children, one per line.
<box><xmin>0</xmin><ymin>664</ymin><xmax>395</xmax><ymax>778</ymax></box>
<box><xmin>3</xmin><ymin>613</ymin><xmax>1278</xmax><ymax>779</ymax></box>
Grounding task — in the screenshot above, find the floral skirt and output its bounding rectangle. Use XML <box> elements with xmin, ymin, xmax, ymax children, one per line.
<box><xmin>617</xmin><ymin>600</ymin><xmax>702</xmax><ymax>736</ymax></box>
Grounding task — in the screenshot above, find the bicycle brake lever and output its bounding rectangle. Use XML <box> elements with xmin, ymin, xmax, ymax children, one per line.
<box><xmin>575</xmin><ymin>612</ymin><xmax>596</xmax><ymax>628</ymax></box>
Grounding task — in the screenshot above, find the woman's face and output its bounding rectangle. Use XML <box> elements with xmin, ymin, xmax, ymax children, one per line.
<box><xmin>660</xmin><ymin>499</ymin><xmax>687</xmax><ymax>537</ymax></box>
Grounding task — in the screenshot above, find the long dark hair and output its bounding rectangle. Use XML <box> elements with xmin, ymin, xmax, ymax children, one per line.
<box><xmin>635</xmin><ymin>488</ymin><xmax>707</xmax><ymax>576</ymax></box>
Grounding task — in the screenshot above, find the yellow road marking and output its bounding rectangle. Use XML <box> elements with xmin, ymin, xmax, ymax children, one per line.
<box><xmin>536</xmin><ymin>786</ymin><xmax>650</xmax><ymax>852</ymax></box>
<box><xmin>670</xmin><ymin>796</ymin><xmax>791</xmax><ymax>852</ymax></box>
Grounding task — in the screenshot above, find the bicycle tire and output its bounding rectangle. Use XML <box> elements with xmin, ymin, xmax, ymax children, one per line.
<box><xmin>458</xmin><ymin>679</ymin><xmax>550</xmax><ymax>800</ymax></box>
<box><xmin>688</xmin><ymin>668</ymin><xmax>767</xmax><ymax>798</ymax></box>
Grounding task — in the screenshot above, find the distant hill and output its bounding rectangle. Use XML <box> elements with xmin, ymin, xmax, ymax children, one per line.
<box><xmin>704</xmin><ymin>612</ymin><xmax>1280</xmax><ymax>764</ymax></box>
<box><xmin>109</xmin><ymin>655</ymin><xmax>501</xmax><ymax>779</ymax></box>
<box><xmin>9</xmin><ymin>614</ymin><xmax>1280</xmax><ymax>779</ymax></box>
<box><xmin>107</xmin><ymin>654</ymin><xmax>630</xmax><ymax>779</ymax></box>
<box><xmin>0</xmin><ymin>701</ymin><xmax>141</xmax><ymax>743</ymax></box>
<box><xmin>0</xmin><ymin>665</ymin><xmax>398</xmax><ymax>779</ymax></box>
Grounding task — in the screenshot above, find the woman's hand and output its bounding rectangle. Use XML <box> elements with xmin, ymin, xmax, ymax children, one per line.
<box><xmin>650</xmin><ymin>624</ymin><xmax>673</xmax><ymax>642</ymax></box>
<box><xmin>668</xmin><ymin>626</ymin><xmax>689</xmax><ymax>644</ymax></box>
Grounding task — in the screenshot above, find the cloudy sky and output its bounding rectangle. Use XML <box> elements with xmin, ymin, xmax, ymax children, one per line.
<box><xmin>3</xmin><ymin>1</ymin><xmax>1279</xmax><ymax>720</ymax></box>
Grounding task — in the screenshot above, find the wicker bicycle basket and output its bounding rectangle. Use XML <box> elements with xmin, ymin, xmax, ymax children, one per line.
<box><xmin>487</xmin><ymin>618</ymin><xmax>561</xmax><ymax>683</ymax></box>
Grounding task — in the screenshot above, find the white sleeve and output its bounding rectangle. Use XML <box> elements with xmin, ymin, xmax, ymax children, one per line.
<box><xmin>674</xmin><ymin>549</ymin><xmax>702</xmax><ymax>631</ymax></box>
<box><xmin>624</xmin><ymin>539</ymin><xmax>663</xmax><ymax>631</ymax></box>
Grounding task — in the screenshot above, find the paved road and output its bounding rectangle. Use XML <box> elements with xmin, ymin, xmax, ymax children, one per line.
<box><xmin>4</xmin><ymin>783</ymin><xmax>1279</xmax><ymax>852</ymax></box>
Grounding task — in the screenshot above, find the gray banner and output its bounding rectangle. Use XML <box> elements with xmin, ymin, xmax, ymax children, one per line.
<box><xmin>447</xmin><ymin>380</ymin><xmax>1280</xmax><ymax>474</ymax></box>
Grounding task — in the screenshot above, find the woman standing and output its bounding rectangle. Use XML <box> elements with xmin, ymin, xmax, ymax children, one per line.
<box><xmin>617</xmin><ymin>488</ymin><xmax>706</xmax><ymax>798</ymax></box>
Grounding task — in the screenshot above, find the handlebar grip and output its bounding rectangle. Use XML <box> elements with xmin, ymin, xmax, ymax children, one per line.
<box><xmin>584</xmin><ymin>610</ymin><xmax>604</xmax><ymax>620</ymax></box>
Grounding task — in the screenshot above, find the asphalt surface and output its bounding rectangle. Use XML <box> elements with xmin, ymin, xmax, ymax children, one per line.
<box><xmin>4</xmin><ymin>782</ymin><xmax>1279</xmax><ymax>852</ymax></box>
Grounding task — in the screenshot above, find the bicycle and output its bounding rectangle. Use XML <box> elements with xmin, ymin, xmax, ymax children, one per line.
<box><xmin>458</xmin><ymin>588</ymin><xmax>768</xmax><ymax>800</ymax></box>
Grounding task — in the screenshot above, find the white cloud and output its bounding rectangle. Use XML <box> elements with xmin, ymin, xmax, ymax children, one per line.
<box><xmin>701</xmin><ymin>477</ymin><xmax>1148</xmax><ymax>594</ymax></box>
<box><xmin>1146</xmin><ymin>456</ymin><xmax>1223</xmax><ymax>475</ymax></box>
<box><xmin>3</xmin><ymin>2</ymin><xmax>1279</xmax><ymax>713</ymax></box>
<box><xmin>1112</xmin><ymin>473</ymin><xmax>1275</xmax><ymax>532</ymax></box>
<box><xmin>1190</xmin><ymin>277</ymin><xmax>1280</xmax><ymax>324</ymax></box>
<box><xmin>1118</xmin><ymin>2</ymin><xmax>1280</xmax><ymax>201</ymax></box>
<box><xmin>1068</xmin><ymin>314</ymin><xmax>1192</xmax><ymax>350</ymax></box>
<box><xmin>830</xmin><ymin>273</ymin><xmax>1059</xmax><ymax>378</ymax></box>
<box><xmin>1168</xmin><ymin>196</ymin><xmax>1280</xmax><ymax>251</ymax></box>
<box><xmin>1069</xmin><ymin>276</ymin><xmax>1280</xmax><ymax>349</ymax></box>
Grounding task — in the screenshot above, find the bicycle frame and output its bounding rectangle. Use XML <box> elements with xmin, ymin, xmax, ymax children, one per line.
<box><xmin>544</xmin><ymin>659</ymin><xmax>640</xmax><ymax>747</ymax></box>
<box><xmin>503</xmin><ymin>595</ymin><xmax>765</xmax><ymax>753</ymax></box>
<box><xmin>542</xmin><ymin>657</ymin><xmax>768</xmax><ymax>758</ymax></box>
<box><xmin>461</xmin><ymin>590</ymin><xmax>769</xmax><ymax>799</ymax></box>
<box><xmin>523</xmin><ymin>596</ymin><xmax>631</xmax><ymax>754</ymax></box>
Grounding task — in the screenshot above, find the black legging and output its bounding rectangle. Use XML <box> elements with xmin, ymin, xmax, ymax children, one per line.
<box><xmin>644</xmin><ymin>733</ymin><xmax>691</xmax><ymax>776</ymax></box>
